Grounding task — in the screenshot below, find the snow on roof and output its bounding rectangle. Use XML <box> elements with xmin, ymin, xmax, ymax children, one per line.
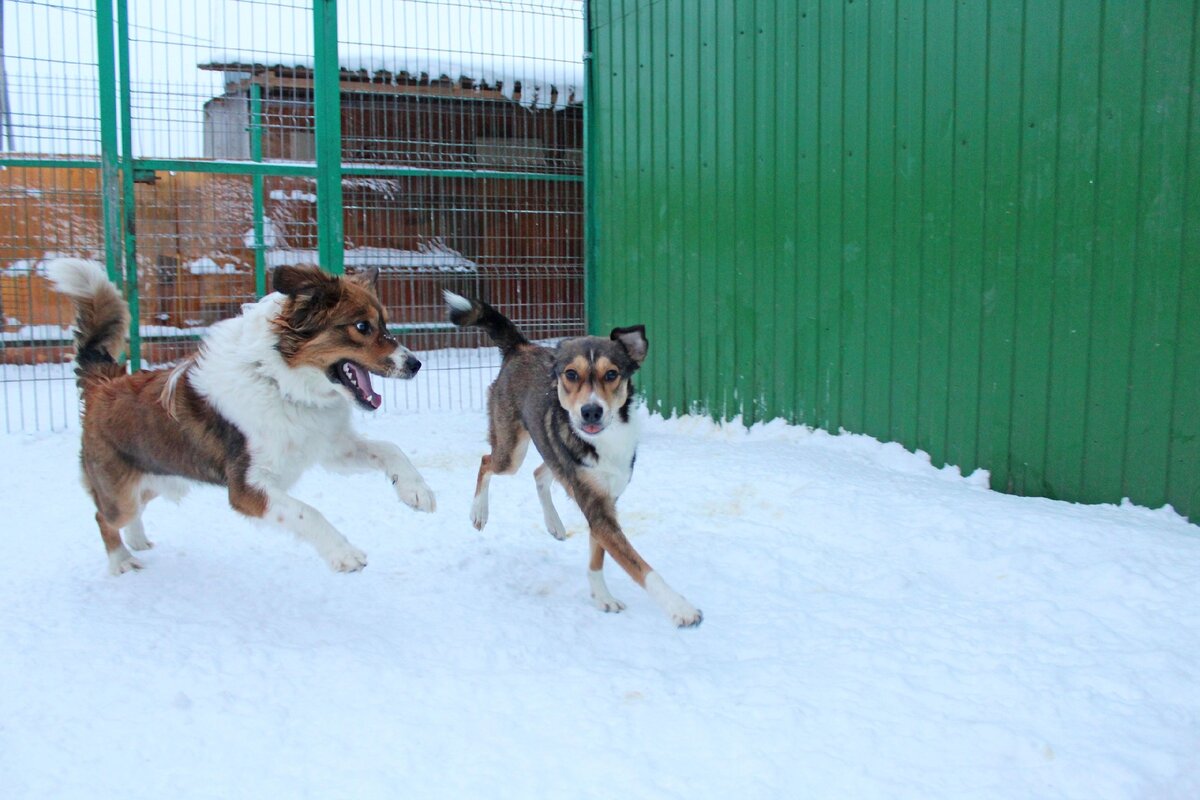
<box><xmin>206</xmin><ymin>0</ymin><xmax>584</xmax><ymax>110</ymax></box>
<box><xmin>267</xmin><ymin>240</ymin><xmax>477</xmax><ymax>273</ymax></box>
<box><xmin>0</xmin><ymin>253</ymin><xmax>78</xmax><ymax>277</ymax></box>
<box><xmin>186</xmin><ymin>256</ymin><xmax>242</xmax><ymax>275</ymax></box>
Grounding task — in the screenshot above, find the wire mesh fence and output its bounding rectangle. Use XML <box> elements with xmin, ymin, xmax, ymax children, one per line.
<box><xmin>0</xmin><ymin>0</ymin><xmax>585</xmax><ymax>432</ymax></box>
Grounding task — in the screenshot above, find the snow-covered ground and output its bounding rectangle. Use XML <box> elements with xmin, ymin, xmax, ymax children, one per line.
<box><xmin>1</xmin><ymin>393</ymin><xmax>1199</xmax><ymax>798</ymax></box>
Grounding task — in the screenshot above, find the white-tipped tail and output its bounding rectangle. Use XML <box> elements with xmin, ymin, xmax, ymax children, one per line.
<box><xmin>442</xmin><ymin>289</ymin><xmax>472</xmax><ymax>312</ymax></box>
<box><xmin>45</xmin><ymin>257</ymin><xmax>130</xmax><ymax>384</ymax></box>
<box><xmin>45</xmin><ymin>258</ymin><xmax>112</xmax><ymax>299</ymax></box>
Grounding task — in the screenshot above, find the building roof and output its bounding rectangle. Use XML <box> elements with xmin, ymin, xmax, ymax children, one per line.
<box><xmin>202</xmin><ymin>0</ymin><xmax>584</xmax><ymax>111</ymax></box>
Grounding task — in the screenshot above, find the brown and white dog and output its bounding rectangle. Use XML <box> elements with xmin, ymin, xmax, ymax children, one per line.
<box><xmin>445</xmin><ymin>291</ymin><xmax>702</xmax><ymax>628</ymax></box>
<box><xmin>49</xmin><ymin>258</ymin><xmax>436</xmax><ymax>576</ymax></box>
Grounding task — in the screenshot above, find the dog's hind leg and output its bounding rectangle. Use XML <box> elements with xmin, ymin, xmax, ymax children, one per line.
<box><xmin>471</xmin><ymin>429</ymin><xmax>529</xmax><ymax>531</ymax></box>
<box><xmin>534</xmin><ymin>463</ymin><xmax>568</xmax><ymax>541</ymax></box>
<box><xmin>81</xmin><ymin>456</ymin><xmax>145</xmax><ymax>575</ymax></box>
<box><xmin>88</xmin><ymin>481</ymin><xmax>144</xmax><ymax>576</ymax></box>
<box><xmin>123</xmin><ymin>487</ymin><xmax>158</xmax><ymax>551</ymax></box>
<box><xmin>123</xmin><ymin>511</ymin><xmax>152</xmax><ymax>552</ymax></box>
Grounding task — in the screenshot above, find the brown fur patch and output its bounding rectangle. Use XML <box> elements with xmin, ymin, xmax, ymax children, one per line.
<box><xmin>272</xmin><ymin>265</ymin><xmax>402</xmax><ymax>379</ymax></box>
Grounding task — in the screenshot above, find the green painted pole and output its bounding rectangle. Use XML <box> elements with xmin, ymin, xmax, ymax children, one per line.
<box><xmin>0</xmin><ymin>157</ymin><xmax>101</xmax><ymax>169</ymax></box>
<box><xmin>312</xmin><ymin>0</ymin><xmax>343</xmax><ymax>274</ymax></box>
<box><xmin>94</xmin><ymin>0</ymin><xmax>122</xmax><ymax>288</ymax></box>
<box><xmin>115</xmin><ymin>0</ymin><xmax>139</xmax><ymax>370</ymax></box>
<box><xmin>582</xmin><ymin>0</ymin><xmax>597</xmax><ymax>334</ymax></box>
<box><xmin>250</xmin><ymin>82</ymin><xmax>267</xmax><ymax>296</ymax></box>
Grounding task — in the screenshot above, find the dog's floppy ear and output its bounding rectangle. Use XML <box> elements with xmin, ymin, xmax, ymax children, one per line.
<box><xmin>272</xmin><ymin>265</ymin><xmax>343</xmax><ymax>335</ymax></box>
<box><xmin>273</xmin><ymin>264</ymin><xmax>339</xmax><ymax>299</ymax></box>
<box><xmin>352</xmin><ymin>266</ymin><xmax>380</xmax><ymax>294</ymax></box>
<box><xmin>610</xmin><ymin>325</ymin><xmax>648</xmax><ymax>366</ymax></box>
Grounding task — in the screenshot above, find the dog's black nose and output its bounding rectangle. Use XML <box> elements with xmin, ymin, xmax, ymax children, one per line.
<box><xmin>581</xmin><ymin>403</ymin><xmax>603</xmax><ymax>424</ymax></box>
<box><xmin>405</xmin><ymin>356</ymin><xmax>422</xmax><ymax>374</ymax></box>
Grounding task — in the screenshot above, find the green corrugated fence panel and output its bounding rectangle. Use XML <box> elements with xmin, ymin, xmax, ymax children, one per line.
<box><xmin>587</xmin><ymin>0</ymin><xmax>1200</xmax><ymax>522</ymax></box>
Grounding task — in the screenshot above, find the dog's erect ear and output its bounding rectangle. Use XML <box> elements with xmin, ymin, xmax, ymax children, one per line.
<box><xmin>273</xmin><ymin>264</ymin><xmax>339</xmax><ymax>299</ymax></box>
<box><xmin>352</xmin><ymin>266</ymin><xmax>380</xmax><ymax>294</ymax></box>
<box><xmin>610</xmin><ymin>325</ymin><xmax>648</xmax><ymax>366</ymax></box>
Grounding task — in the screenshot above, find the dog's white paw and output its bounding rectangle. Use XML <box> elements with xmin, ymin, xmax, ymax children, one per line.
<box><xmin>644</xmin><ymin>571</ymin><xmax>703</xmax><ymax>629</ymax></box>
<box><xmin>396</xmin><ymin>481</ymin><xmax>436</xmax><ymax>513</ymax></box>
<box><xmin>588</xmin><ymin>569</ymin><xmax>624</xmax><ymax>613</ymax></box>
<box><xmin>108</xmin><ymin>547</ymin><xmax>144</xmax><ymax>576</ymax></box>
<box><xmin>545</xmin><ymin>515</ymin><xmax>567</xmax><ymax>541</ymax></box>
<box><xmin>591</xmin><ymin>593</ymin><xmax>626</xmax><ymax>613</ymax></box>
<box><xmin>470</xmin><ymin>495</ymin><xmax>488</xmax><ymax>531</ymax></box>
<box><xmin>124</xmin><ymin>530</ymin><xmax>154</xmax><ymax>551</ymax></box>
<box><xmin>670</xmin><ymin>605</ymin><xmax>704</xmax><ymax>628</ymax></box>
<box><xmin>324</xmin><ymin>543</ymin><xmax>368</xmax><ymax>573</ymax></box>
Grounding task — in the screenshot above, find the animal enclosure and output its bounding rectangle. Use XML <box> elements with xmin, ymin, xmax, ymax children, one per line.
<box><xmin>0</xmin><ymin>0</ymin><xmax>584</xmax><ymax>430</ymax></box>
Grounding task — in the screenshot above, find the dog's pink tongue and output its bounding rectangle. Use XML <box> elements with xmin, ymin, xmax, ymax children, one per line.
<box><xmin>344</xmin><ymin>362</ymin><xmax>382</xmax><ymax>409</ymax></box>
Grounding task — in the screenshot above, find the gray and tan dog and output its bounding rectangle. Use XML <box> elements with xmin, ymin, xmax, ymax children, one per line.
<box><xmin>445</xmin><ymin>291</ymin><xmax>702</xmax><ymax>628</ymax></box>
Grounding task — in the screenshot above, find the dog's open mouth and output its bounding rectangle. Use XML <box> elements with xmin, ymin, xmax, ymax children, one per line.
<box><xmin>581</xmin><ymin>422</ymin><xmax>604</xmax><ymax>435</ymax></box>
<box><xmin>332</xmin><ymin>359</ymin><xmax>382</xmax><ymax>410</ymax></box>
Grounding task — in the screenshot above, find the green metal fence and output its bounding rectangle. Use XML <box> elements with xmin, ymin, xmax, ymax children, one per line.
<box><xmin>1</xmin><ymin>0</ymin><xmax>585</xmax><ymax>431</ymax></box>
<box><xmin>587</xmin><ymin>0</ymin><xmax>1200</xmax><ymax>523</ymax></box>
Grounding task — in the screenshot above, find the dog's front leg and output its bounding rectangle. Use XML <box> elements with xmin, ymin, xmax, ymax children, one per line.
<box><xmin>229</xmin><ymin>481</ymin><xmax>368</xmax><ymax>572</ymax></box>
<box><xmin>573</xmin><ymin>478</ymin><xmax>703</xmax><ymax>628</ymax></box>
<box><xmin>323</xmin><ymin>438</ymin><xmax>436</xmax><ymax>513</ymax></box>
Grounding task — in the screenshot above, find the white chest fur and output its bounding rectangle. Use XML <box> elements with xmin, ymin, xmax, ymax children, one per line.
<box><xmin>580</xmin><ymin>415</ymin><xmax>640</xmax><ymax>499</ymax></box>
<box><xmin>188</xmin><ymin>294</ymin><xmax>353</xmax><ymax>490</ymax></box>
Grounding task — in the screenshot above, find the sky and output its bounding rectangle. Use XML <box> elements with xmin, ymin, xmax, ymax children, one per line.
<box><xmin>1</xmin><ymin>0</ymin><xmax>583</xmax><ymax>158</ymax></box>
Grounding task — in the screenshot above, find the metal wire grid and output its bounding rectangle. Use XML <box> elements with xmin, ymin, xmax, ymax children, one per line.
<box><xmin>1</xmin><ymin>0</ymin><xmax>102</xmax><ymax>156</ymax></box>
<box><xmin>0</xmin><ymin>0</ymin><xmax>585</xmax><ymax>431</ymax></box>
<box><xmin>336</xmin><ymin>0</ymin><xmax>585</xmax><ymax>408</ymax></box>
<box><xmin>0</xmin><ymin>166</ymin><xmax>103</xmax><ymax>432</ymax></box>
<box><xmin>129</xmin><ymin>0</ymin><xmax>317</xmax><ymax>160</ymax></box>
<box><xmin>132</xmin><ymin>172</ymin><xmax>264</xmax><ymax>366</ymax></box>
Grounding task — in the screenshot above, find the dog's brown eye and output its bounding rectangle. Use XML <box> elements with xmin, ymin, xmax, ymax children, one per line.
<box><xmin>604</xmin><ymin>370</ymin><xmax>619</xmax><ymax>382</ymax></box>
<box><xmin>354</xmin><ymin>321</ymin><xmax>373</xmax><ymax>335</ymax></box>
<box><xmin>564</xmin><ymin>369</ymin><xmax>579</xmax><ymax>382</ymax></box>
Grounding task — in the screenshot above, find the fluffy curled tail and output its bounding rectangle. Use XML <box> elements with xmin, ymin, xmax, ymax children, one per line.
<box><xmin>46</xmin><ymin>258</ymin><xmax>129</xmax><ymax>386</ymax></box>
<box><xmin>443</xmin><ymin>290</ymin><xmax>529</xmax><ymax>359</ymax></box>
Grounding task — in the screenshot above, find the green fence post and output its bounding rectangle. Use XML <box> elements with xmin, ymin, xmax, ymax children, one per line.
<box><xmin>313</xmin><ymin>0</ymin><xmax>344</xmax><ymax>275</ymax></box>
<box><xmin>94</xmin><ymin>0</ymin><xmax>122</xmax><ymax>289</ymax></box>
<box><xmin>583</xmin><ymin>0</ymin><xmax>597</xmax><ymax>334</ymax></box>
<box><xmin>115</xmin><ymin>0</ymin><xmax>139</xmax><ymax>370</ymax></box>
<box><xmin>251</xmin><ymin>82</ymin><xmax>267</xmax><ymax>296</ymax></box>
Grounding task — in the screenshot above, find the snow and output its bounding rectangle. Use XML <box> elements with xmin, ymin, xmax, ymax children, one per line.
<box><xmin>269</xmin><ymin>189</ymin><xmax>318</xmax><ymax>203</ymax></box>
<box><xmin>267</xmin><ymin>240</ymin><xmax>477</xmax><ymax>272</ymax></box>
<box><xmin>208</xmin><ymin>0</ymin><xmax>585</xmax><ymax>111</ymax></box>
<box><xmin>185</xmin><ymin>256</ymin><xmax>241</xmax><ymax>275</ymax></box>
<box><xmin>242</xmin><ymin>218</ymin><xmax>279</xmax><ymax>248</ymax></box>
<box><xmin>1</xmin><ymin>253</ymin><xmax>73</xmax><ymax>276</ymax></box>
<box><xmin>1</xmin><ymin>324</ymin><xmax>73</xmax><ymax>343</ymax></box>
<box><xmin>2</xmin><ymin>350</ymin><xmax>1199</xmax><ymax>798</ymax></box>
